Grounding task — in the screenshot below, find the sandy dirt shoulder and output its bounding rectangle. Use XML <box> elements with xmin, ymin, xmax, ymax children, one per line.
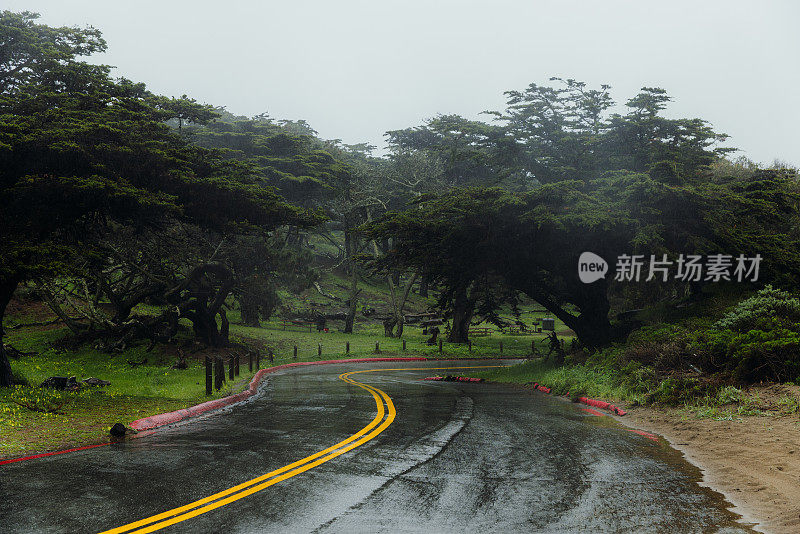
<box><xmin>620</xmin><ymin>394</ymin><xmax>800</xmax><ymax>534</ymax></box>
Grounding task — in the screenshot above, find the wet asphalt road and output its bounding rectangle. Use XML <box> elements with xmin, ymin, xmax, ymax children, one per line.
<box><xmin>1</xmin><ymin>359</ymin><xmax>754</xmax><ymax>533</ymax></box>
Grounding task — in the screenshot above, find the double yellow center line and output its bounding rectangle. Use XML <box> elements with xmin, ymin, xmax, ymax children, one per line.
<box><xmin>101</xmin><ymin>365</ymin><xmax>504</xmax><ymax>533</ymax></box>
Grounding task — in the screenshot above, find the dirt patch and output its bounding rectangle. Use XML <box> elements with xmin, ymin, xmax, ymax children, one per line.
<box><xmin>5</xmin><ymin>297</ymin><xmax>64</xmax><ymax>332</ymax></box>
<box><xmin>622</xmin><ymin>390</ymin><xmax>800</xmax><ymax>534</ymax></box>
<box><xmin>6</xmin><ymin>297</ymin><xmax>52</xmax><ymax>321</ymax></box>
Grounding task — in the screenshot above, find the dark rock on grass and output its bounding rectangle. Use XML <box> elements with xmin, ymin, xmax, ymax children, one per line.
<box><xmin>109</xmin><ymin>423</ymin><xmax>128</xmax><ymax>437</ymax></box>
<box><xmin>170</xmin><ymin>359</ymin><xmax>188</xmax><ymax>370</ymax></box>
<box><xmin>82</xmin><ymin>377</ymin><xmax>111</xmax><ymax>387</ymax></box>
<box><xmin>40</xmin><ymin>376</ymin><xmax>68</xmax><ymax>389</ymax></box>
<box><xmin>40</xmin><ymin>376</ymin><xmax>79</xmax><ymax>390</ymax></box>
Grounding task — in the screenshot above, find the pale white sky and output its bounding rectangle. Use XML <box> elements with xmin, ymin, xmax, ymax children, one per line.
<box><xmin>6</xmin><ymin>0</ymin><xmax>799</xmax><ymax>166</ymax></box>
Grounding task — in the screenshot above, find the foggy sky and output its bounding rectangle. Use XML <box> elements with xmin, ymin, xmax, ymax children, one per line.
<box><xmin>6</xmin><ymin>0</ymin><xmax>799</xmax><ymax>166</ymax></box>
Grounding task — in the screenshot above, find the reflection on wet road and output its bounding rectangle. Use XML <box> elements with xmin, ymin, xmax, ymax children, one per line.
<box><xmin>0</xmin><ymin>359</ymin><xmax>755</xmax><ymax>533</ymax></box>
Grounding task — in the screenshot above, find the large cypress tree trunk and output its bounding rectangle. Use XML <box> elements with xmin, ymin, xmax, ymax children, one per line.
<box><xmin>344</xmin><ymin>301</ymin><xmax>357</xmax><ymax>334</ymax></box>
<box><xmin>239</xmin><ymin>294</ymin><xmax>261</xmax><ymax>327</ymax></box>
<box><xmin>537</xmin><ymin>286</ymin><xmax>612</xmax><ymax>351</ymax></box>
<box><xmin>418</xmin><ymin>275</ymin><xmax>428</xmax><ymax>298</ymax></box>
<box><xmin>447</xmin><ymin>286</ymin><xmax>473</xmax><ymax>343</ymax></box>
<box><xmin>343</xmin><ymin>226</ymin><xmax>359</xmax><ymax>334</ymax></box>
<box><xmin>567</xmin><ymin>309</ymin><xmax>612</xmax><ymax>350</ymax></box>
<box><xmin>177</xmin><ymin>263</ymin><xmax>234</xmax><ymax>348</ymax></box>
<box><xmin>0</xmin><ymin>279</ymin><xmax>19</xmax><ymax>387</ymax></box>
<box><xmin>188</xmin><ymin>307</ymin><xmax>229</xmax><ymax>347</ymax></box>
<box><xmin>391</xmin><ymin>273</ymin><xmax>417</xmax><ymax>339</ymax></box>
<box><xmin>383</xmin><ymin>316</ymin><xmax>396</xmax><ymax>337</ymax></box>
<box><xmin>344</xmin><ymin>271</ymin><xmax>359</xmax><ymax>334</ymax></box>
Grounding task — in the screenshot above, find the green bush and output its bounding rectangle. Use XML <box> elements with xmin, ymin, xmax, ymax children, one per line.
<box><xmin>700</xmin><ymin>328</ymin><xmax>800</xmax><ymax>382</ymax></box>
<box><xmin>713</xmin><ymin>285</ymin><xmax>800</xmax><ymax>332</ymax></box>
<box><xmin>693</xmin><ymin>286</ymin><xmax>800</xmax><ymax>382</ymax></box>
<box><xmin>646</xmin><ymin>376</ymin><xmax>706</xmax><ymax>405</ymax></box>
<box><xmin>619</xmin><ymin>324</ymin><xmax>699</xmax><ymax>373</ymax></box>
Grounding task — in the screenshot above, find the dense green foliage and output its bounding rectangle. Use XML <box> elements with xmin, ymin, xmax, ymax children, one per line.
<box><xmin>0</xmin><ymin>12</ymin><xmax>331</xmax><ymax>385</ymax></box>
<box><xmin>699</xmin><ymin>287</ymin><xmax>800</xmax><ymax>382</ymax></box>
<box><xmin>365</xmin><ymin>169</ymin><xmax>799</xmax><ymax>348</ymax></box>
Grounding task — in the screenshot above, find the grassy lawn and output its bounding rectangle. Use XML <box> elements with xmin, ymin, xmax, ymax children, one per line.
<box><xmin>1</xmin><ymin>325</ymin><xmax>257</xmax><ymax>459</ymax></box>
<box><xmin>230</xmin><ymin>319</ymin><xmax>555</xmax><ymax>362</ymax></box>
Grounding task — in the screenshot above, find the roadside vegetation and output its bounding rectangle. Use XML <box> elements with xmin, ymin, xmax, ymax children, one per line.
<box><xmin>474</xmin><ymin>285</ymin><xmax>800</xmax><ymax>420</ymax></box>
<box><xmin>1</xmin><ymin>319</ymin><xmax>260</xmax><ymax>458</ymax></box>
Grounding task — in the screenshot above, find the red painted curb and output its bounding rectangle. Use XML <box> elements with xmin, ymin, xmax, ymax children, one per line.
<box><xmin>0</xmin><ymin>442</ymin><xmax>110</xmax><ymax>466</ymax></box>
<box><xmin>577</xmin><ymin>396</ymin><xmax>627</xmax><ymax>416</ymax></box>
<box><xmin>532</xmin><ymin>383</ymin><xmax>551</xmax><ymax>394</ymax></box>
<box><xmin>129</xmin><ymin>357</ymin><xmax>428</xmax><ymax>431</ymax></box>
<box><xmin>531</xmin><ymin>382</ymin><xmax>627</xmax><ymax>416</ymax></box>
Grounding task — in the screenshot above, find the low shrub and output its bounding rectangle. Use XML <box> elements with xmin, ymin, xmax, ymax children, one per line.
<box><xmin>712</xmin><ymin>285</ymin><xmax>800</xmax><ymax>332</ymax></box>
<box><xmin>692</xmin><ymin>286</ymin><xmax>800</xmax><ymax>382</ymax></box>
<box><xmin>645</xmin><ymin>376</ymin><xmax>706</xmax><ymax>406</ymax></box>
<box><xmin>715</xmin><ymin>385</ymin><xmax>743</xmax><ymax>404</ymax></box>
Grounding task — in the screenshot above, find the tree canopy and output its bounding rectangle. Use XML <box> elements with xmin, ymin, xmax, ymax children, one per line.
<box><xmin>0</xmin><ymin>12</ymin><xmax>328</xmax><ymax>385</ymax></box>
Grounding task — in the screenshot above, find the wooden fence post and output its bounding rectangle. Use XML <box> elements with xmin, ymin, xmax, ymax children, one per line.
<box><xmin>402</xmin><ymin>339</ymin><xmax>406</xmax><ymax>351</ymax></box>
<box><xmin>438</xmin><ymin>339</ymin><xmax>443</xmax><ymax>354</ymax></box>
<box><xmin>269</xmin><ymin>349</ymin><xmax>274</xmax><ymax>363</ymax></box>
<box><xmin>205</xmin><ymin>357</ymin><xmax>212</xmax><ymax>396</ymax></box>
<box><xmin>499</xmin><ymin>341</ymin><xmax>503</xmax><ymax>354</ymax></box>
<box><xmin>346</xmin><ymin>341</ymin><xmax>350</xmax><ymax>354</ymax></box>
<box><xmin>318</xmin><ymin>344</ymin><xmax>322</xmax><ymax>357</ymax></box>
<box><xmin>375</xmin><ymin>342</ymin><xmax>380</xmax><ymax>354</ymax></box>
<box><xmin>293</xmin><ymin>346</ymin><xmax>298</xmax><ymax>360</ymax></box>
<box><xmin>215</xmin><ymin>357</ymin><xmax>223</xmax><ymax>390</ymax></box>
<box><xmin>468</xmin><ymin>340</ymin><xmax>472</xmax><ymax>352</ymax></box>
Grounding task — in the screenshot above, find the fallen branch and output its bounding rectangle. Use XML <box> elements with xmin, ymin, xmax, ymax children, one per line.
<box><xmin>313</xmin><ymin>282</ymin><xmax>341</xmax><ymax>301</ymax></box>
<box><xmin>8</xmin><ymin>318</ymin><xmax>76</xmax><ymax>330</ymax></box>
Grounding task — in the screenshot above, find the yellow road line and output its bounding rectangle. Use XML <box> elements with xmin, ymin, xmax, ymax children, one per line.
<box><xmin>101</xmin><ymin>364</ymin><xmax>505</xmax><ymax>534</ymax></box>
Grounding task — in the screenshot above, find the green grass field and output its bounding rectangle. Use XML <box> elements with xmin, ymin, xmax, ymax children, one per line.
<box><xmin>230</xmin><ymin>319</ymin><xmax>558</xmax><ymax>362</ymax></box>
<box><xmin>1</xmin><ymin>325</ymin><xmax>257</xmax><ymax>459</ymax></box>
